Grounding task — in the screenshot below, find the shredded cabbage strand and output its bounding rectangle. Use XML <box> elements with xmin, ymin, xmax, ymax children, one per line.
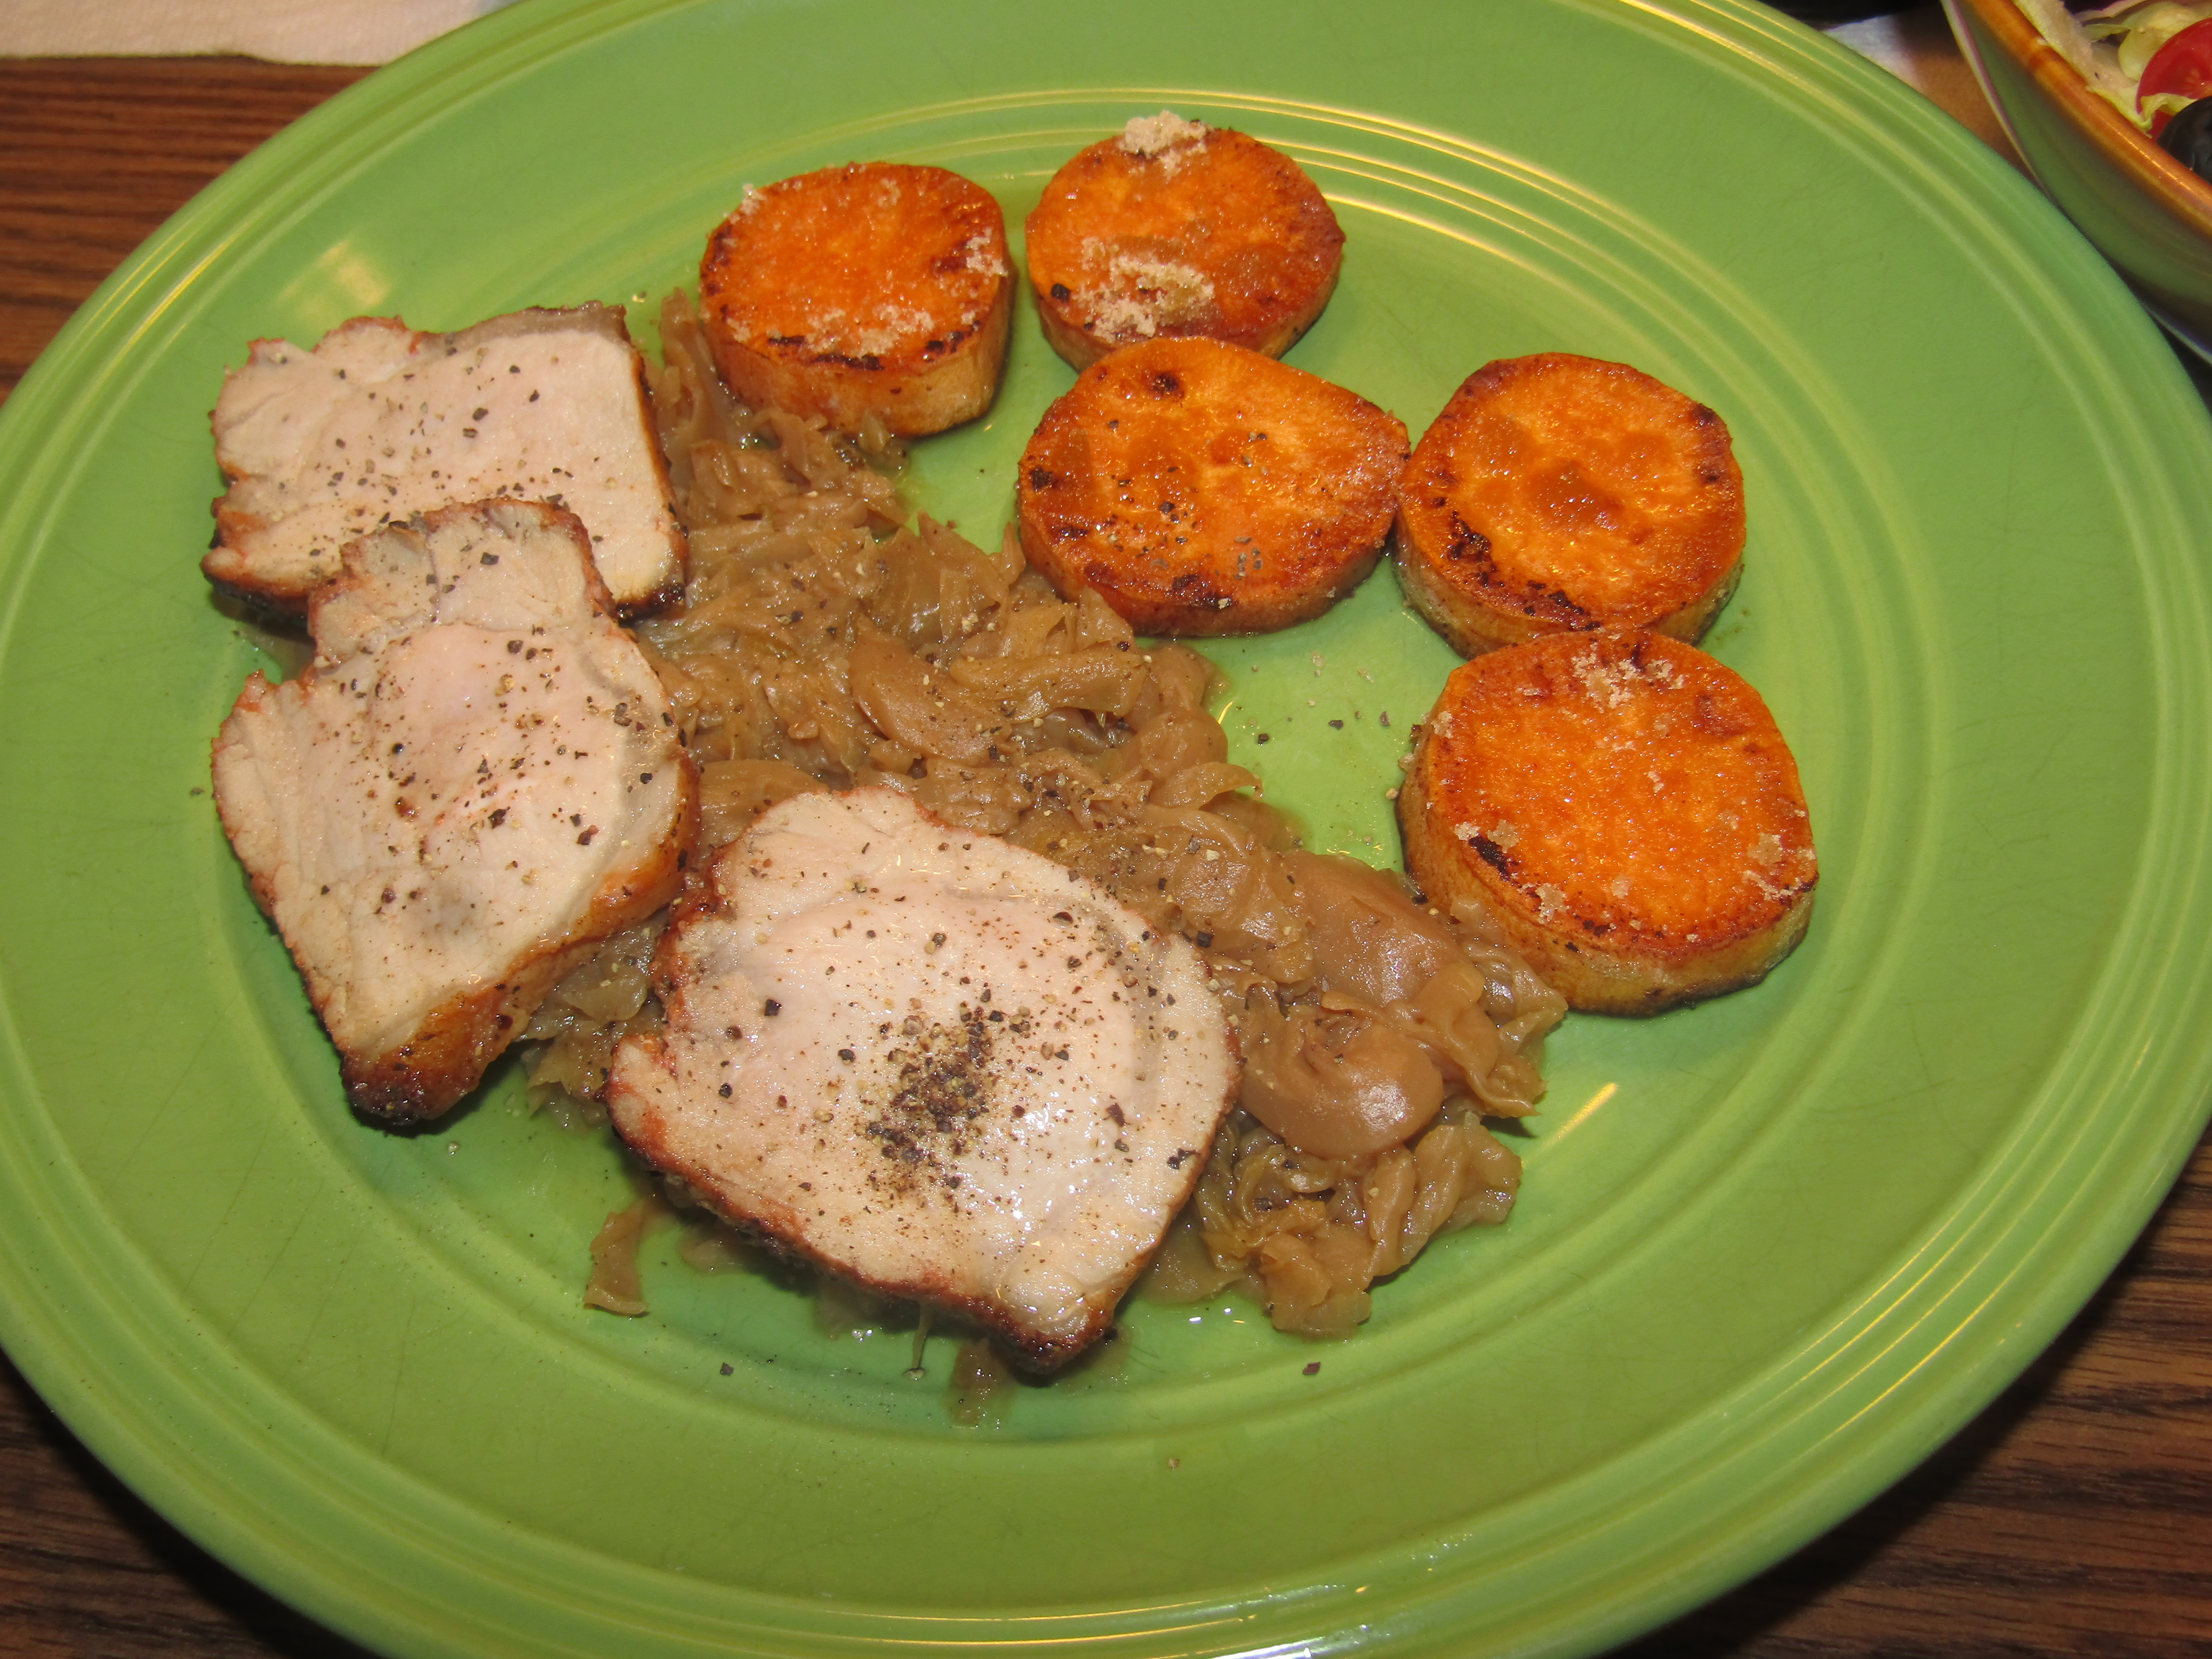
<box><xmin>2019</xmin><ymin>0</ymin><xmax>2212</xmax><ymax>126</ymax></box>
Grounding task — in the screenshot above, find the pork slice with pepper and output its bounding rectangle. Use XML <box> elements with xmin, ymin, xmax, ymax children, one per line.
<box><xmin>609</xmin><ymin>786</ymin><xmax>1237</xmax><ymax>1371</ymax></box>
<box><xmin>213</xmin><ymin>499</ymin><xmax>695</xmax><ymax>1120</ymax></box>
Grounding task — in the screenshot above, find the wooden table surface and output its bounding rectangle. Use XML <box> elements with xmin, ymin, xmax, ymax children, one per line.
<box><xmin>2</xmin><ymin>46</ymin><xmax>2210</xmax><ymax>1659</ymax></box>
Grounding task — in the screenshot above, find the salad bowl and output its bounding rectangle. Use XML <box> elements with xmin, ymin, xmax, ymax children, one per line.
<box><xmin>1947</xmin><ymin>0</ymin><xmax>2212</xmax><ymax>346</ymax></box>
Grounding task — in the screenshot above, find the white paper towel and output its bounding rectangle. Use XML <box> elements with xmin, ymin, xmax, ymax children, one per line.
<box><xmin>0</xmin><ymin>0</ymin><xmax>516</xmax><ymax>64</ymax></box>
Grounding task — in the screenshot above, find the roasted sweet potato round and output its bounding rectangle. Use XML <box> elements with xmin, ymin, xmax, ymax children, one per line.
<box><xmin>1017</xmin><ymin>336</ymin><xmax>1407</xmax><ymax>635</ymax></box>
<box><xmin>1398</xmin><ymin>629</ymin><xmax>1814</xmax><ymax>1014</ymax></box>
<box><xmin>1395</xmin><ymin>354</ymin><xmax>1745</xmax><ymax>656</ymax></box>
<box><xmin>699</xmin><ymin>162</ymin><xmax>1012</xmax><ymax>436</ymax></box>
<box><xmin>1024</xmin><ymin>114</ymin><xmax>1344</xmax><ymax>371</ymax></box>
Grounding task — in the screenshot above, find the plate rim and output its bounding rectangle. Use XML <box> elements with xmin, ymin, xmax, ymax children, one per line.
<box><xmin>3</xmin><ymin>1</ymin><xmax>2212</xmax><ymax>1655</ymax></box>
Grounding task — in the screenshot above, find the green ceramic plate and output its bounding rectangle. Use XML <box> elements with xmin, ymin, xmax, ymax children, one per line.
<box><xmin>3</xmin><ymin>0</ymin><xmax>2210</xmax><ymax>1654</ymax></box>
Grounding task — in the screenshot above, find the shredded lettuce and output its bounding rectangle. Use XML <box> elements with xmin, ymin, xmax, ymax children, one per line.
<box><xmin>2018</xmin><ymin>0</ymin><xmax>2144</xmax><ymax>117</ymax></box>
<box><xmin>2018</xmin><ymin>0</ymin><xmax>2212</xmax><ymax>127</ymax></box>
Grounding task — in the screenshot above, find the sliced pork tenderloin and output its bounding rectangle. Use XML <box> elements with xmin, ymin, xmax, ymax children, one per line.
<box><xmin>206</xmin><ymin>304</ymin><xmax>684</xmax><ymax>614</ymax></box>
<box><xmin>609</xmin><ymin>787</ymin><xmax>1238</xmax><ymax>1370</ymax></box>
<box><xmin>213</xmin><ymin>499</ymin><xmax>695</xmax><ymax>1121</ymax></box>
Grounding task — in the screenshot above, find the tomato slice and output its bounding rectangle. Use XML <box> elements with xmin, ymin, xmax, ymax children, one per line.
<box><xmin>2141</xmin><ymin>18</ymin><xmax>2212</xmax><ymax>136</ymax></box>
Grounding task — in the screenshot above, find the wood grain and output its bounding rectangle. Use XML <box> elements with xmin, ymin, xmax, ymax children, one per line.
<box><xmin>0</xmin><ymin>58</ymin><xmax>368</xmax><ymax>397</ymax></box>
<box><xmin>2</xmin><ymin>43</ymin><xmax>2209</xmax><ymax>1659</ymax></box>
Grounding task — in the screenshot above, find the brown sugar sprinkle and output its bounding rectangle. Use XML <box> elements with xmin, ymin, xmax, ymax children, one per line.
<box><xmin>1025</xmin><ymin>117</ymin><xmax>1343</xmax><ymax>370</ymax></box>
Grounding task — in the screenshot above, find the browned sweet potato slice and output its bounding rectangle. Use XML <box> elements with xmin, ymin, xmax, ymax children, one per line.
<box><xmin>1395</xmin><ymin>354</ymin><xmax>1744</xmax><ymax>657</ymax></box>
<box><xmin>699</xmin><ymin>162</ymin><xmax>1012</xmax><ymax>436</ymax></box>
<box><xmin>1016</xmin><ymin>336</ymin><xmax>1407</xmax><ymax>635</ymax></box>
<box><xmin>1024</xmin><ymin>113</ymin><xmax>1343</xmax><ymax>371</ymax></box>
<box><xmin>1398</xmin><ymin>629</ymin><xmax>1814</xmax><ymax>1014</ymax></box>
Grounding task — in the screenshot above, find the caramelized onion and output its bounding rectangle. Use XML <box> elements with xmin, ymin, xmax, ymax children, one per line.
<box><xmin>945</xmin><ymin>644</ymin><xmax>1151</xmax><ymax>719</ymax></box>
<box><xmin>699</xmin><ymin>758</ymin><xmax>827</xmax><ymax>847</ymax></box>
<box><xmin>1241</xmin><ymin>1000</ymin><xmax>1444</xmax><ymax>1158</ymax></box>
<box><xmin>583</xmin><ymin>1194</ymin><xmax>670</xmax><ymax>1316</ymax></box>
<box><xmin>1282</xmin><ymin>850</ymin><xmax>1458</xmax><ymax>1005</ymax></box>
<box><xmin>588</xmin><ymin>288</ymin><xmax>1570</xmax><ymax>1346</ymax></box>
<box><xmin>1150</xmin><ymin>761</ymin><xmax>1261</xmax><ymax>809</ymax></box>
<box><xmin>848</xmin><ymin>625</ymin><xmax>1011</xmax><ymax>763</ymax></box>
